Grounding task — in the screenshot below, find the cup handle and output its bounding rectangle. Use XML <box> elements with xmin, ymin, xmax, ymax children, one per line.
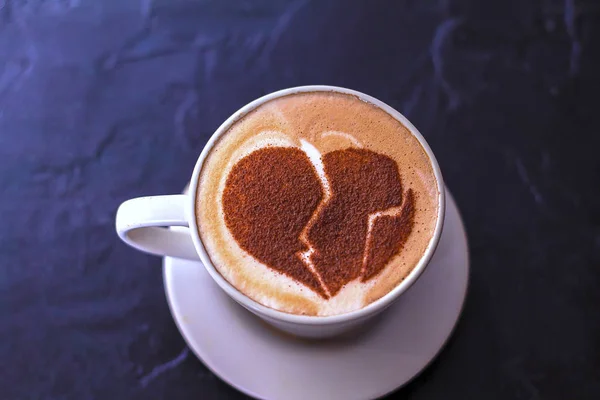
<box><xmin>115</xmin><ymin>195</ymin><xmax>199</xmax><ymax>260</ymax></box>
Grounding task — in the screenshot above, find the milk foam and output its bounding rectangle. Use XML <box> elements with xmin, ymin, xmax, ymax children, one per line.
<box><xmin>196</xmin><ymin>91</ymin><xmax>440</xmax><ymax>316</ymax></box>
<box><xmin>300</xmin><ymin>139</ymin><xmax>331</xmax><ymax>197</ymax></box>
<box><xmin>320</xmin><ymin>130</ymin><xmax>364</xmax><ymax>148</ymax></box>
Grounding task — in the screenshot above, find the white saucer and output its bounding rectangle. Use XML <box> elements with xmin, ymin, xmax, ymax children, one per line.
<box><xmin>163</xmin><ymin>190</ymin><xmax>469</xmax><ymax>400</ymax></box>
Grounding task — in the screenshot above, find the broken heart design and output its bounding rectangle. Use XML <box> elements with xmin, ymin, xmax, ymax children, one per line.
<box><xmin>222</xmin><ymin>145</ymin><xmax>415</xmax><ymax>299</ymax></box>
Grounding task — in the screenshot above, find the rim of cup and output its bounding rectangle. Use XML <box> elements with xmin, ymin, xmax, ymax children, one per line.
<box><xmin>187</xmin><ymin>85</ymin><xmax>446</xmax><ymax>325</ymax></box>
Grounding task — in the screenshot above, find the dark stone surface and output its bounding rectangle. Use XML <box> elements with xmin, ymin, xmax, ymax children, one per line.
<box><xmin>1</xmin><ymin>0</ymin><xmax>599</xmax><ymax>399</ymax></box>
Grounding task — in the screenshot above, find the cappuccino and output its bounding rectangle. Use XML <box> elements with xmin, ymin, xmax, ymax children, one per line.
<box><xmin>196</xmin><ymin>91</ymin><xmax>439</xmax><ymax>316</ymax></box>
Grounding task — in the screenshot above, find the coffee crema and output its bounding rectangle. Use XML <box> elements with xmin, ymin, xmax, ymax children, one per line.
<box><xmin>196</xmin><ymin>91</ymin><xmax>439</xmax><ymax>316</ymax></box>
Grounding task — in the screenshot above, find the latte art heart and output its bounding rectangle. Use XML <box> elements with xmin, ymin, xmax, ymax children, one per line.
<box><xmin>196</xmin><ymin>91</ymin><xmax>439</xmax><ymax>316</ymax></box>
<box><xmin>223</xmin><ymin>145</ymin><xmax>415</xmax><ymax>298</ymax></box>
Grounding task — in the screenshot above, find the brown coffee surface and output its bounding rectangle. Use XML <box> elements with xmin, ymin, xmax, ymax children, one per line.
<box><xmin>197</xmin><ymin>91</ymin><xmax>440</xmax><ymax>316</ymax></box>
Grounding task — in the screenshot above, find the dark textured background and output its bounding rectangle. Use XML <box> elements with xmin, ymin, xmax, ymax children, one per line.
<box><xmin>1</xmin><ymin>0</ymin><xmax>599</xmax><ymax>399</ymax></box>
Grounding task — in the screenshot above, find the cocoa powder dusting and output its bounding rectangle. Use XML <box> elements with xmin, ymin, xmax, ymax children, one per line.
<box><xmin>222</xmin><ymin>146</ymin><xmax>415</xmax><ymax>299</ymax></box>
<box><xmin>307</xmin><ymin>149</ymin><xmax>414</xmax><ymax>296</ymax></box>
<box><xmin>362</xmin><ymin>189</ymin><xmax>415</xmax><ymax>281</ymax></box>
<box><xmin>222</xmin><ymin>147</ymin><xmax>327</xmax><ymax>298</ymax></box>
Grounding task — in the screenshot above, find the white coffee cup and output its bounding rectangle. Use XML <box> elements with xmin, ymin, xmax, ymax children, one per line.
<box><xmin>116</xmin><ymin>86</ymin><xmax>445</xmax><ymax>338</ymax></box>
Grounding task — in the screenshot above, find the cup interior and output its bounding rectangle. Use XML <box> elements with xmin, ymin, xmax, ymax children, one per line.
<box><xmin>187</xmin><ymin>85</ymin><xmax>446</xmax><ymax>325</ymax></box>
